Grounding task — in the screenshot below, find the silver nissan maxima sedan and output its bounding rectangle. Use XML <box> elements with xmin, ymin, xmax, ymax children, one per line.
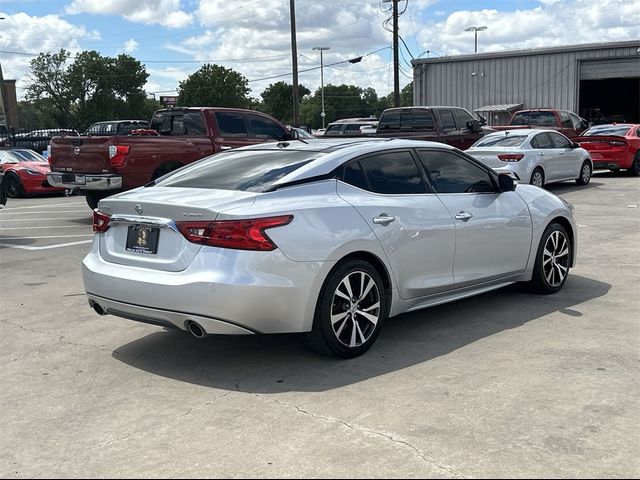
<box><xmin>84</xmin><ymin>139</ymin><xmax>577</xmax><ymax>358</ymax></box>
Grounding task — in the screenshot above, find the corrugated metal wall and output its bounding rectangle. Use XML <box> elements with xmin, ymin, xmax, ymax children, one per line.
<box><xmin>413</xmin><ymin>42</ymin><xmax>640</xmax><ymax>114</ymax></box>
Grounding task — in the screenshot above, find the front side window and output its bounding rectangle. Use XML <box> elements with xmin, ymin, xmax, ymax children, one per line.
<box><xmin>247</xmin><ymin>114</ymin><xmax>286</xmax><ymax>140</ymax></box>
<box><xmin>358</xmin><ymin>151</ymin><xmax>427</xmax><ymax>195</ymax></box>
<box><xmin>344</xmin><ymin>124</ymin><xmax>364</xmax><ymax>134</ymax></box>
<box><xmin>560</xmin><ymin>111</ymin><xmax>572</xmax><ymax>128</ymax></box>
<box><xmin>182</xmin><ymin>113</ymin><xmax>206</xmax><ymax>135</ymax></box>
<box><xmin>215</xmin><ymin>112</ymin><xmax>248</xmax><ymax>138</ymax></box>
<box><xmin>453</xmin><ymin>109</ymin><xmax>474</xmax><ymax>130</ymax></box>
<box><xmin>418</xmin><ymin>150</ymin><xmax>495</xmax><ymax>194</ymax></box>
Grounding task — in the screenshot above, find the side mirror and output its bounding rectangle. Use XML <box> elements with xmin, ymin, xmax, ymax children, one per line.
<box><xmin>572</xmin><ymin>142</ymin><xmax>581</xmax><ymax>149</ymax></box>
<box><xmin>498</xmin><ymin>173</ymin><xmax>517</xmax><ymax>192</ymax></box>
<box><xmin>466</xmin><ymin>119</ymin><xmax>481</xmax><ymax>133</ymax></box>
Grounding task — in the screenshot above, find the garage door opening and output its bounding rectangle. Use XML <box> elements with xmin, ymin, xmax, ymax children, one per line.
<box><xmin>579</xmin><ymin>78</ymin><xmax>640</xmax><ymax>124</ymax></box>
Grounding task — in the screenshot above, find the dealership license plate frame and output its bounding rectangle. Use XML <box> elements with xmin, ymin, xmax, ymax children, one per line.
<box><xmin>126</xmin><ymin>225</ymin><xmax>159</xmax><ymax>255</ymax></box>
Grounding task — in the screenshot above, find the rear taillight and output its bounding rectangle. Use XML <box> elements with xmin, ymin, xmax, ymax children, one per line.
<box><xmin>108</xmin><ymin>145</ymin><xmax>130</xmax><ymax>168</ymax></box>
<box><xmin>93</xmin><ymin>210</ymin><xmax>111</xmax><ymax>232</ymax></box>
<box><xmin>498</xmin><ymin>154</ymin><xmax>524</xmax><ymax>162</ymax></box>
<box><xmin>176</xmin><ymin>215</ymin><xmax>293</xmax><ymax>251</ymax></box>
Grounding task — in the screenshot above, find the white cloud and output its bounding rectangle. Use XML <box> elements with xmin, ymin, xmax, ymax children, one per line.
<box><xmin>123</xmin><ymin>38</ymin><xmax>139</xmax><ymax>53</ymax></box>
<box><xmin>66</xmin><ymin>0</ymin><xmax>193</xmax><ymax>28</ymax></box>
<box><xmin>0</xmin><ymin>13</ymin><xmax>99</xmax><ymax>95</ymax></box>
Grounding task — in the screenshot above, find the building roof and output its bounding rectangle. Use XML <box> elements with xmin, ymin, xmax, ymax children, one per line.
<box><xmin>475</xmin><ymin>104</ymin><xmax>523</xmax><ymax>113</ymax></box>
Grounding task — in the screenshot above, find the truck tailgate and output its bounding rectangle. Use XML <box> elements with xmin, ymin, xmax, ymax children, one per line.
<box><xmin>49</xmin><ymin>136</ymin><xmax>114</xmax><ymax>174</ymax></box>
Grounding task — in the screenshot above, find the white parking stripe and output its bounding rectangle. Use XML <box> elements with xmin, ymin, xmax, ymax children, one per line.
<box><xmin>0</xmin><ymin>225</ymin><xmax>89</xmax><ymax>230</ymax></box>
<box><xmin>0</xmin><ymin>201</ymin><xmax>85</xmax><ymax>210</ymax></box>
<box><xmin>0</xmin><ymin>234</ymin><xmax>93</xmax><ymax>239</ymax></box>
<box><xmin>0</xmin><ymin>217</ymin><xmax>90</xmax><ymax>222</ymax></box>
<box><xmin>0</xmin><ymin>210</ymin><xmax>88</xmax><ymax>215</ymax></box>
<box><xmin>0</xmin><ymin>240</ymin><xmax>92</xmax><ymax>250</ymax></box>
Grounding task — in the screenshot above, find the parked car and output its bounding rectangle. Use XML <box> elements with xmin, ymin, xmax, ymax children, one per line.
<box><xmin>48</xmin><ymin>107</ymin><xmax>295</xmax><ymax>209</ymax></box>
<box><xmin>0</xmin><ymin>129</ymin><xmax>80</xmax><ymax>154</ymax></box>
<box><xmin>580</xmin><ymin>108</ymin><xmax>627</xmax><ymax>126</ymax></box>
<box><xmin>574</xmin><ymin>124</ymin><xmax>640</xmax><ymax>176</ymax></box>
<box><xmin>0</xmin><ymin>148</ymin><xmax>66</xmax><ymax>197</ymax></box>
<box><xmin>83</xmin><ymin>120</ymin><xmax>150</xmax><ymax>136</ymax></box>
<box><xmin>0</xmin><ymin>170</ymin><xmax>6</xmax><ymax>208</ymax></box>
<box><xmin>375</xmin><ymin>106</ymin><xmax>484</xmax><ymax>149</ymax></box>
<box><xmin>323</xmin><ymin>117</ymin><xmax>379</xmax><ymax>137</ymax></box>
<box><xmin>467</xmin><ymin>129</ymin><xmax>593</xmax><ymax>187</ymax></box>
<box><xmin>287</xmin><ymin>126</ymin><xmax>315</xmax><ymax>139</ymax></box>
<box><xmin>491</xmin><ymin>109</ymin><xmax>589</xmax><ymax>139</ymax></box>
<box><xmin>84</xmin><ymin>138</ymin><xmax>577</xmax><ymax>358</ymax></box>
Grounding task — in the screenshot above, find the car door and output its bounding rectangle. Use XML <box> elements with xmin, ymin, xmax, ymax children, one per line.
<box><xmin>213</xmin><ymin>111</ymin><xmax>253</xmax><ymax>151</ymax></box>
<box><xmin>530</xmin><ymin>132</ymin><xmax>561</xmax><ymax>182</ymax></box>
<box><xmin>548</xmin><ymin>131</ymin><xmax>581</xmax><ymax>179</ymax></box>
<box><xmin>434</xmin><ymin>108</ymin><xmax>465</xmax><ymax>149</ymax></box>
<box><xmin>246</xmin><ymin>113</ymin><xmax>288</xmax><ymax>143</ymax></box>
<box><xmin>336</xmin><ymin>150</ymin><xmax>456</xmax><ymax>299</ymax></box>
<box><xmin>417</xmin><ymin>149</ymin><xmax>532</xmax><ymax>286</ymax></box>
<box><xmin>453</xmin><ymin>108</ymin><xmax>483</xmax><ymax>149</ymax></box>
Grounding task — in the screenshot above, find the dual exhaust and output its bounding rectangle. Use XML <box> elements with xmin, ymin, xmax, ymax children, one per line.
<box><xmin>90</xmin><ymin>300</ymin><xmax>207</xmax><ymax>339</ymax></box>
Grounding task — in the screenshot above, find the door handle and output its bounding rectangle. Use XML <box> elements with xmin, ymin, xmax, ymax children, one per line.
<box><xmin>454</xmin><ymin>212</ymin><xmax>473</xmax><ymax>221</ymax></box>
<box><xmin>220</xmin><ymin>145</ymin><xmax>232</xmax><ymax>150</ymax></box>
<box><xmin>538</xmin><ymin>152</ymin><xmax>545</xmax><ymax>157</ymax></box>
<box><xmin>372</xmin><ymin>214</ymin><xmax>396</xmax><ymax>226</ymax></box>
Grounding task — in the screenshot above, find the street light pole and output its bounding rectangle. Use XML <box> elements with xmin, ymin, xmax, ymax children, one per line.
<box><xmin>465</xmin><ymin>25</ymin><xmax>487</xmax><ymax>53</ymax></box>
<box><xmin>313</xmin><ymin>46</ymin><xmax>330</xmax><ymax>130</ymax></box>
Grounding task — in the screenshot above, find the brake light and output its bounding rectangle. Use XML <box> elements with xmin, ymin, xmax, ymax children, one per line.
<box><xmin>176</xmin><ymin>215</ymin><xmax>293</xmax><ymax>251</ymax></box>
<box><xmin>108</xmin><ymin>145</ymin><xmax>130</xmax><ymax>168</ymax></box>
<box><xmin>498</xmin><ymin>154</ymin><xmax>524</xmax><ymax>162</ymax></box>
<box><xmin>93</xmin><ymin>210</ymin><xmax>111</xmax><ymax>232</ymax></box>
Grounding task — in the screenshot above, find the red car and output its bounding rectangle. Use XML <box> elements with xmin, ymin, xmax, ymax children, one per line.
<box><xmin>575</xmin><ymin>124</ymin><xmax>640</xmax><ymax>176</ymax></box>
<box><xmin>0</xmin><ymin>148</ymin><xmax>66</xmax><ymax>197</ymax></box>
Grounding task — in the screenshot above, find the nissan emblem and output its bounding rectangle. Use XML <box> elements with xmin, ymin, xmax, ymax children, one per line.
<box><xmin>73</xmin><ymin>147</ymin><xmax>80</xmax><ymax>155</ymax></box>
<box><xmin>134</xmin><ymin>204</ymin><xmax>143</xmax><ymax>215</ymax></box>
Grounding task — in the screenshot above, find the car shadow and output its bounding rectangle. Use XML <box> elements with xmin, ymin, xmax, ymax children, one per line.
<box><xmin>112</xmin><ymin>274</ymin><xmax>610</xmax><ymax>393</ymax></box>
<box><xmin>0</xmin><ymin>235</ymin><xmax>37</xmax><ymax>247</ymax></box>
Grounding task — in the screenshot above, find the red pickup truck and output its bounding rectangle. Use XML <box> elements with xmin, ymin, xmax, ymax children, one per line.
<box><xmin>47</xmin><ymin>107</ymin><xmax>293</xmax><ymax>208</ymax></box>
<box><xmin>491</xmin><ymin>109</ymin><xmax>589</xmax><ymax>138</ymax></box>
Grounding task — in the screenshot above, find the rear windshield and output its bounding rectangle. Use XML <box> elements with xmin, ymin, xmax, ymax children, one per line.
<box><xmin>511</xmin><ymin>111</ymin><xmax>556</xmax><ymax>127</ymax></box>
<box><xmin>156</xmin><ymin>150</ymin><xmax>323</xmax><ymax>192</ymax></box>
<box><xmin>582</xmin><ymin>125</ymin><xmax>632</xmax><ymax>137</ymax></box>
<box><xmin>0</xmin><ymin>149</ymin><xmax>46</xmax><ymax>163</ymax></box>
<box><xmin>378</xmin><ymin>110</ymin><xmax>434</xmax><ymax>130</ymax></box>
<box><xmin>473</xmin><ymin>134</ymin><xmax>528</xmax><ymax>148</ymax></box>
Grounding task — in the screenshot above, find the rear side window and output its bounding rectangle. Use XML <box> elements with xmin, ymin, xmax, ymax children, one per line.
<box><xmin>344</xmin><ymin>123</ymin><xmax>363</xmax><ymax>134</ymax></box>
<box><xmin>438</xmin><ymin>110</ymin><xmax>456</xmax><ymax>130</ymax></box>
<box><xmin>531</xmin><ymin>133</ymin><xmax>553</xmax><ymax>149</ymax></box>
<box><xmin>358</xmin><ymin>151</ymin><xmax>427</xmax><ymax>194</ymax></box>
<box><xmin>216</xmin><ymin>112</ymin><xmax>248</xmax><ymax>138</ymax></box>
<box><xmin>378</xmin><ymin>111</ymin><xmax>400</xmax><ymax>130</ymax></box>
<box><xmin>549</xmin><ymin>132</ymin><xmax>572</xmax><ymax>149</ymax></box>
<box><xmin>247</xmin><ymin>114</ymin><xmax>286</xmax><ymax>140</ymax></box>
<box><xmin>418</xmin><ymin>150</ymin><xmax>495</xmax><ymax>194</ymax></box>
<box><xmin>324</xmin><ymin>124</ymin><xmax>343</xmax><ymax>135</ymax></box>
<box><xmin>157</xmin><ymin>151</ymin><xmax>320</xmax><ymax>192</ymax></box>
<box><xmin>341</xmin><ymin>162</ymin><xmax>369</xmax><ymax>190</ymax></box>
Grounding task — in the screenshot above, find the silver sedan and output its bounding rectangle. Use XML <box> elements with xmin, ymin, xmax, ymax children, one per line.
<box><xmin>84</xmin><ymin>139</ymin><xmax>577</xmax><ymax>358</ymax></box>
<box><xmin>467</xmin><ymin>129</ymin><xmax>593</xmax><ymax>187</ymax></box>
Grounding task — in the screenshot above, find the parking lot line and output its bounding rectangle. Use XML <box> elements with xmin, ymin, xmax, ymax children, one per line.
<box><xmin>0</xmin><ymin>201</ymin><xmax>86</xmax><ymax>209</ymax></box>
<box><xmin>1</xmin><ymin>234</ymin><xmax>93</xmax><ymax>239</ymax></box>
<box><xmin>0</xmin><ymin>217</ymin><xmax>91</xmax><ymax>222</ymax></box>
<box><xmin>0</xmin><ymin>210</ymin><xmax>88</xmax><ymax>215</ymax></box>
<box><xmin>0</xmin><ymin>225</ymin><xmax>90</xmax><ymax>230</ymax></box>
<box><xmin>0</xmin><ymin>240</ymin><xmax>92</xmax><ymax>250</ymax></box>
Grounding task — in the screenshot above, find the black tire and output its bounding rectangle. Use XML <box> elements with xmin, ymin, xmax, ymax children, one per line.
<box><xmin>575</xmin><ymin>161</ymin><xmax>592</xmax><ymax>185</ymax></box>
<box><xmin>308</xmin><ymin>259</ymin><xmax>388</xmax><ymax>358</ymax></box>
<box><xmin>627</xmin><ymin>152</ymin><xmax>640</xmax><ymax>177</ymax></box>
<box><xmin>85</xmin><ymin>191</ymin><xmax>110</xmax><ymax>210</ymax></box>
<box><xmin>5</xmin><ymin>173</ymin><xmax>24</xmax><ymax>198</ymax></box>
<box><xmin>530</xmin><ymin>168</ymin><xmax>545</xmax><ymax>188</ymax></box>
<box><xmin>529</xmin><ymin>222</ymin><xmax>572</xmax><ymax>294</ymax></box>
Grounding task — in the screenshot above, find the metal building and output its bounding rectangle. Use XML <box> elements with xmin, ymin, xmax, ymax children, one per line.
<box><xmin>412</xmin><ymin>41</ymin><xmax>640</xmax><ymax>124</ymax></box>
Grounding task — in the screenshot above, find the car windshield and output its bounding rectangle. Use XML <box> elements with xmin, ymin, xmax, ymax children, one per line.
<box><xmin>583</xmin><ymin>125</ymin><xmax>632</xmax><ymax>137</ymax></box>
<box><xmin>473</xmin><ymin>134</ymin><xmax>529</xmax><ymax>148</ymax></box>
<box><xmin>0</xmin><ymin>149</ymin><xmax>47</xmax><ymax>163</ymax></box>
<box><xmin>156</xmin><ymin>150</ymin><xmax>324</xmax><ymax>192</ymax></box>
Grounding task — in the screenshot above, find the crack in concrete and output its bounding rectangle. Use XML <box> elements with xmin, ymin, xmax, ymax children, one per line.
<box><xmin>254</xmin><ymin>394</ymin><xmax>467</xmax><ymax>479</ymax></box>
<box><xmin>0</xmin><ymin>319</ymin><xmax>113</xmax><ymax>353</ymax></box>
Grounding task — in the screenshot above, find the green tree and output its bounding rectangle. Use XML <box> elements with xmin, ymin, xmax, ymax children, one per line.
<box><xmin>260</xmin><ymin>81</ymin><xmax>311</xmax><ymax>125</ymax></box>
<box><xmin>178</xmin><ymin>64</ymin><xmax>250</xmax><ymax>108</ymax></box>
<box><xmin>26</xmin><ymin>49</ymin><xmax>150</xmax><ymax>130</ymax></box>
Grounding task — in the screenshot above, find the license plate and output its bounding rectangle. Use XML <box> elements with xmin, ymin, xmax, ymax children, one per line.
<box><xmin>75</xmin><ymin>174</ymin><xmax>86</xmax><ymax>184</ymax></box>
<box><xmin>126</xmin><ymin>225</ymin><xmax>159</xmax><ymax>254</ymax></box>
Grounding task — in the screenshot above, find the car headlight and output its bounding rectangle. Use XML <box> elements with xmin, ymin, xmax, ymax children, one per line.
<box><xmin>24</xmin><ymin>169</ymin><xmax>42</xmax><ymax>176</ymax></box>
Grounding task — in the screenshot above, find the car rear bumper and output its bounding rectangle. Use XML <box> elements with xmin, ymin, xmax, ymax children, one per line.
<box><xmin>47</xmin><ymin>173</ymin><xmax>122</xmax><ymax>190</ymax></box>
<box><xmin>82</xmin><ymin>239</ymin><xmax>328</xmax><ymax>334</ymax></box>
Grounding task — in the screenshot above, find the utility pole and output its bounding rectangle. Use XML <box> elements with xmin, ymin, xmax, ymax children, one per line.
<box><xmin>289</xmin><ymin>0</ymin><xmax>300</xmax><ymax>127</ymax></box>
<box><xmin>313</xmin><ymin>47</ymin><xmax>330</xmax><ymax>130</ymax></box>
<box><xmin>392</xmin><ymin>0</ymin><xmax>400</xmax><ymax>107</ymax></box>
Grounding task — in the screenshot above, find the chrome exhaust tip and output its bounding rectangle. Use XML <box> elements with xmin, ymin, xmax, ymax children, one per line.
<box><xmin>186</xmin><ymin>321</ymin><xmax>206</xmax><ymax>339</ymax></box>
<box><xmin>91</xmin><ymin>302</ymin><xmax>106</xmax><ymax>316</ymax></box>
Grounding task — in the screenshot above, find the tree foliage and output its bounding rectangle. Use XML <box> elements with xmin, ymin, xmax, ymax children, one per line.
<box><xmin>25</xmin><ymin>49</ymin><xmax>150</xmax><ymax>130</ymax></box>
<box><xmin>177</xmin><ymin>64</ymin><xmax>250</xmax><ymax>108</ymax></box>
<box><xmin>260</xmin><ymin>81</ymin><xmax>311</xmax><ymax>125</ymax></box>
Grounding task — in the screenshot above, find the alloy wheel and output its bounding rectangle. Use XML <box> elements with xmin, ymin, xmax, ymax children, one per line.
<box><xmin>580</xmin><ymin>163</ymin><xmax>591</xmax><ymax>184</ymax></box>
<box><xmin>542</xmin><ymin>230</ymin><xmax>570</xmax><ymax>287</ymax></box>
<box><xmin>531</xmin><ymin>170</ymin><xmax>544</xmax><ymax>187</ymax></box>
<box><xmin>330</xmin><ymin>271</ymin><xmax>381</xmax><ymax>348</ymax></box>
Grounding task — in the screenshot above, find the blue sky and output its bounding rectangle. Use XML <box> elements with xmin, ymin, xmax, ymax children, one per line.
<box><xmin>1</xmin><ymin>0</ymin><xmax>638</xmax><ymax>98</ymax></box>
